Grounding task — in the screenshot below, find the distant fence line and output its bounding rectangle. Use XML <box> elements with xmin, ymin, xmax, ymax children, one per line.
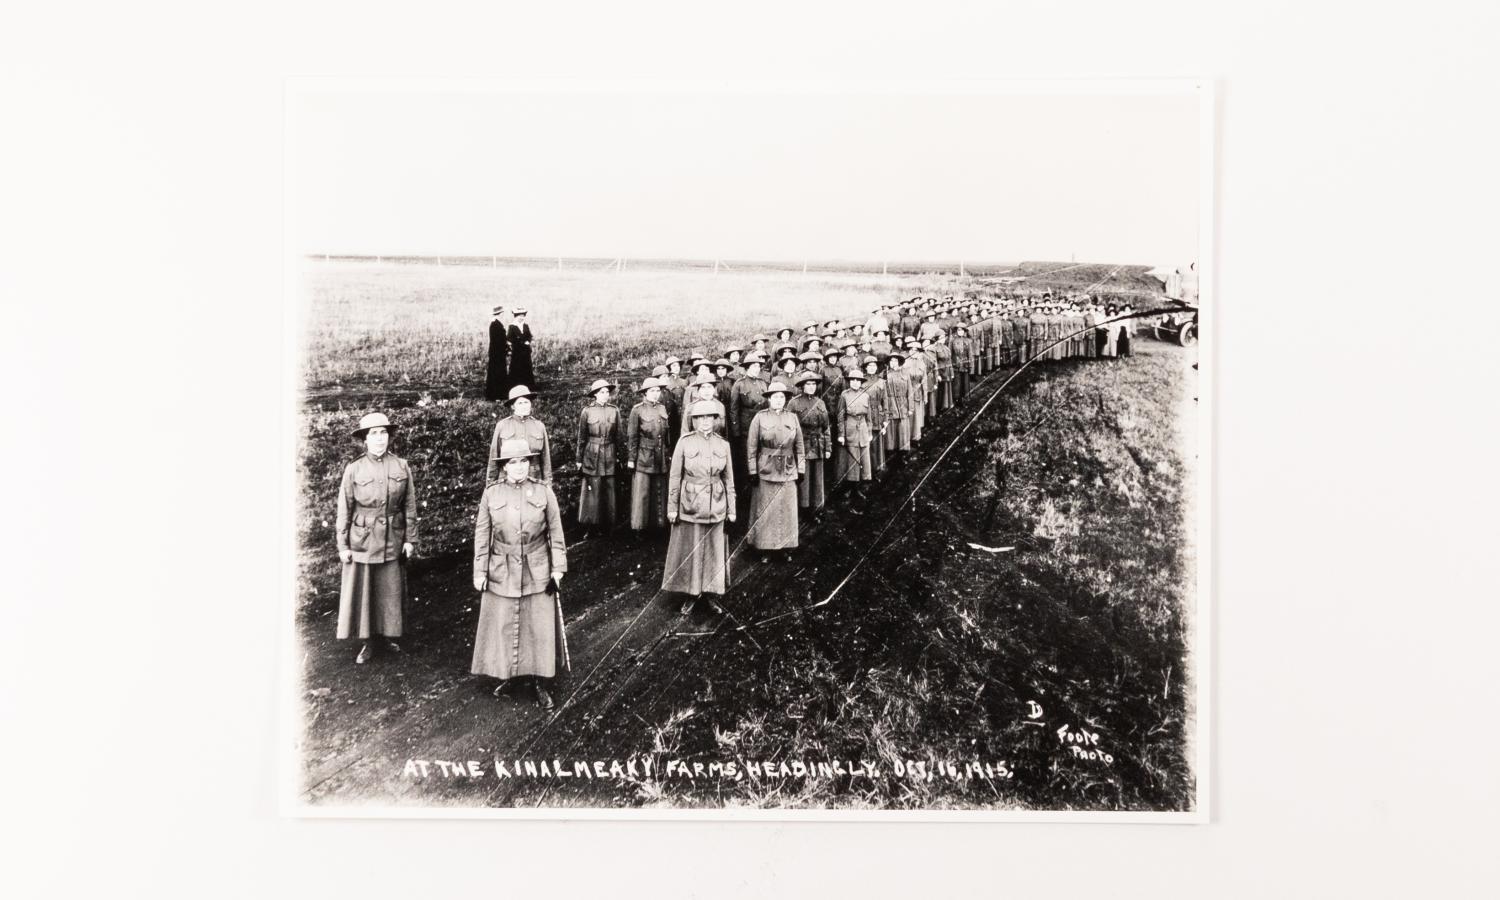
<box><xmin>307</xmin><ymin>254</ymin><xmax>1029</xmax><ymax>278</ymax></box>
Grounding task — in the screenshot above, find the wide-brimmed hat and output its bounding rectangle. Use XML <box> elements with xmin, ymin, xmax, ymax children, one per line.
<box><xmin>749</xmin><ymin>333</ymin><xmax>769</xmax><ymax>344</ymax></box>
<box><xmin>800</xmin><ymin>334</ymin><xmax>822</xmax><ymax>349</ymax></box>
<box><xmin>822</xmin><ymin>346</ymin><xmax>842</xmax><ymax>359</ymax></box>
<box><xmin>352</xmin><ymin>412</ymin><xmax>394</xmax><ymax>438</ymax></box>
<box><xmin>793</xmin><ymin>371</ymin><xmax>822</xmax><ymax>386</ymax></box>
<box><xmin>506</xmin><ymin>385</ymin><xmax>536</xmax><ymax>403</ymax></box>
<box><xmin>722</xmin><ymin>344</ymin><xmax>744</xmax><ymax>356</ymax></box>
<box><xmin>588</xmin><ymin>378</ymin><xmax>612</xmax><ymax>395</ymax></box>
<box><xmin>650</xmin><ymin>364</ymin><xmax>669</xmax><ymax>377</ymax></box>
<box><xmin>861</xmin><ymin>354</ymin><xmax>879</xmax><ymax>367</ymax></box>
<box><xmin>742</xmin><ymin>350</ymin><xmax>767</xmax><ymax>365</ymax></box>
<box><xmin>802</xmin><ymin>320</ymin><xmax>817</xmax><ymax>330</ymax></box>
<box><xmin>712</xmin><ymin>357</ymin><xmax>733</xmax><ymax>369</ymax></box>
<box><xmin>637</xmin><ymin>377</ymin><xmax>661</xmax><ymax>392</ymax></box>
<box><xmin>663</xmin><ymin>355</ymin><xmax>682</xmax><ymax>367</ymax></box>
<box><xmin>775</xmin><ymin>327</ymin><xmax>794</xmax><ymax>338</ymax></box>
<box><xmin>886</xmin><ymin>349</ymin><xmax>907</xmax><ymax>362</ymax></box>
<box><xmin>846</xmin><ymin>370</ymin><xmax>868</xmax><ymax>383</ymax></box>
<box><xmin>841</xmin><ymin>337</ymin><xmax>859</xmax><ymax>349</ymax></box>
<box><xmin>688</xmin><ymin>399</ymin><xmax>723</xmax><ymax>419</ymax></box>
<box><xmin>492</xmin><ymin>438</ymin><xmax>539</xmax><ymax>462</ymax></box>
<box><xmin>772</xmin><ymin>341</ymin><xmax>796</xmax><ymax>355</ymax></box>
<box><xmin>690</xmin><ymin>372</ymin><xmax>718</xmax><ymax>386</ymax></box>
<box><xmin>688</xmin><ymin>351</ymin><xmax>708</xmax><ymax>366</ymax></box>
<box><xmin>491</xmin><ymin>305</ymin><xmax>506</xmax><ymax>316</ymax></box>
<box><xmin>797</xmin><ymin>350</ymin><xmax>821</xmax><ymax>362</ymax></box>
<box><xmin>764</xmin><ymin>381</ymin><xmax>792</xmax><ymax>397</ymax></box>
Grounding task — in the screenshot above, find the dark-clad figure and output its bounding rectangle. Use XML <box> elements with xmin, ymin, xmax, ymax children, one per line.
<box><xmin>507</xmin><ymin>308</ymin><xmax>536</xmax><ymax>388</ymax></box>
<box><xmin>471</xmin><ymin>438</ymin><xmax>568</xmax><ymax>710</ymax></box>
<box><xmin>745</xmin><ymin>381</ymin><xmax>805</xmax><ymax>554</ymax></box>
<box><xmin>336</xmin><ymin>412</ymin><xmax>418</xmax><ymax>665</ymax></box>
<box><xmin>575</xmin><ymin>379</ymin><xmax>621</xmax><ymax>534</ymax></box>
<box><xmin>664</xmin><ymin>400</ymin><xmax>736</xmax><ymax>614</ymax></box>
<box><xmin>486</xmin><ymin>385</ymin><xmax>552</xmax><ymax>485</ymax></box>
<box><xmin>787</xmin><ymin>371</ymin><xmax>832</xmax><ymax>513</ymax></box>
<box><xmin>485</xmin><ymin>305</ymin><xmax>510</xmax><ymax>401</ymax></box>
<box><xmin>904</xmin><ymin>339</ymin><xmax>929</xmax><ymax>443</ymax></box>
<box><xmin>626</xmin><ymin>377</ymin><xmax>674</xmax><ymax>532</ymax></box>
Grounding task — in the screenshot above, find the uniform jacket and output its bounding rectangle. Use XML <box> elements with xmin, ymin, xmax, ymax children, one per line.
<box><xmin>627</xmin><ymin>400</ymin><xmax>673</xmax><ymax>474</ymax></box>
<box><xmin>883</xmin><ymin>365</ymin><xmax>912</xmax><ymax>417</ymax></box>
<box><xmin>917</xmin><ymin>321</ymin><xmax>942</xmax><ymax>344</ymax></box>
<box><xmin>863</xmin><ymin>313</ymin><xmax>891</xmax><ymax>335</ymax></box>
<box><xmin>667</xmin><ymin>431</ymin><xmax>735</xmax><ymax>524</ymax></box>
<box><xmin>473</xmin><ymin>478</ymin><xmax>567</xmax><ymax>597</ymax></box>
<box><xmin>787</xmin><ymin>394</ymin><xmax>832</xmax><ymax>460</ymax></box>
<box><xmin>932</xmin><ymin>343</ymin><xmax>954</xmax><ymax>378</ymax></box>
<box><xmin>746</xmin><ymin>408</ymin><xmax>806</xmax><ymax>482</ymax></box>
<box><xmin>950</xmin><ymin>335</ymin><xmax>973</xmax><ymax>369</ymax></box>
<box><xmin>663</xmin><ymin>374</ymin><xmax>689</xmax><ymax>414</ymax></box>
<box><xmin>486</xmin><ymin>415</ymin><xmax>552</xmax><ymax>484</ymax></box>
<box><xmin>836</xmin><ymin>387</ymin><xmax>875</xmax><ymax>447</ymax></box>
<box><xmin>576</xmin><ymin>402</ymin><xmax>620</xmax><ymax>476</ymax></box>
<box><xmin>729</xmin><ymin>373</ymin><xmax>768</xmax><ymax>438</ymax></box>
<box><xmin>905</xmin><ymin>352</ymin><xmax>930</xmax><ymax>394</ymax></box>
<box><xmin>899</xmin><ymin>313</ymin><xmax>920</xmax><ymax>339</ymax></box>
<box><xmin>337</xmin><ymin>452</ymin><xmax>418</xmax><ymax>564</ymax></box>
<box><xmin>838</xmin><ymin>353</ymin><xmax>863</xmax><ymax>376</ymax></box>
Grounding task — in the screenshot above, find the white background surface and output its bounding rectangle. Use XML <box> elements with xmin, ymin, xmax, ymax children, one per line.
<box><xmin>3</xmin><ymin>2</ymin><xmax>1497</xmax><ymax>897</ymax></box>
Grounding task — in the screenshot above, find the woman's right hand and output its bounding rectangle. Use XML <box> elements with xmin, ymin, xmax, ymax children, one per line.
<box><xmin>473</xmin><ymin>575</ymin><xmax>486</xmax><ymax>592</ymax></box>
<box><xmin>339</xmin><ymin>549</ymin><xmax>353</xmax><ymax>564</ymax></box>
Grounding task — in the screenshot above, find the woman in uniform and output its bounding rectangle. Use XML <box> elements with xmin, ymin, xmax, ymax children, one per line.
<box><xmin>860</xmin><ymin>356</ymin><xmax>888</xmax><ymax>477</ymax></box>
<box><xmin>507</xmin><ymin>307</ymin><xmax>535</xmax><ymax>388</ymax></box>
<box><xmin>664</xmin><ymin>400</ymin><xmax>736</xmax><ymax>615</ymax></box>
<box><xmin>680</xmin><ymin>372</ymin><xmax>727</xmax><ymax>436</ymax></box>
<box><xmin>471</xmin><ymin>438</ymin><xmax>568</xmax><ymax>710</ymax></box>
<box><xmin>904</xmin><ymin>338</ymin><xmax>928</xmax><ymax>443</ymax></box>
<box><xmin>882</xmin><ymin>349</ymin><xmax>912</xmax><ymax>468</ymax></box>
<box><xmin>575</xmin><ymin>378</ymin><xmax>620</xmax><ymax>536</ymax></box>
<box><xmin>486</xmin><ymin>385</ymin><xmax>552</xmax><ymax>485</ymax></box>
<box><xmin>787</xmin><ymin>371</ymin><xmax>831</xmax><ymax>515</ymax></box>
<box><xmin>335</xmin><ymin>412</ymin><xmax>418</xmax><ymax>664</ymax></box>
<box><xmin>745</xmin><ymin>381</ymin><xmax>806</xmax><ymax>559</ymax></box>
<box><xmin>835</xmin><ymin>369</ymin><xmax>878</xmax><ymax>502</ymax></box>
<box><xmin>626</xmin><ymin>377</ymin><xmax>673</xmax><ymax>533</ymax></box>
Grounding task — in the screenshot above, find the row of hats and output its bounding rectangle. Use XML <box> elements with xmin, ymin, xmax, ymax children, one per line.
<box><xmin>492</xmin><ymin>306</ymin><xmax>529</xmax><ymax>316</ymax></box>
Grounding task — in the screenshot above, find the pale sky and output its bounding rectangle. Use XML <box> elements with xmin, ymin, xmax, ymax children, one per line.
<box><xmin>290</xmin><ymin>88</ymin><xmax>1201</xmax><ymax>266</ymax></box>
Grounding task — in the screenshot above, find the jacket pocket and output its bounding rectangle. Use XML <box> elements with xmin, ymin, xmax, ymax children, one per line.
<box><xmin>350</xmin><ymin>516</ymin><xmax>371</xmax><ymax>551</ymax></box>
<box><xmin>352</xmin><ymin>475</ymin><xmax>378</xmax><ymax>505</ymax></box>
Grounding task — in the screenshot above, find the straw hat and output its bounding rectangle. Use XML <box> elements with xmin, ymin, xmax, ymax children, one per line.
<box><xmin>637</xmin><ymin>377</ymin><xmax>661</xmax><ymax>393</ymax></box>
<box><xmin>688</xmin><ymin>400</ymin><xmax>723</xmax><ymax>418</ymax></box>
<box><xmin>492</xmin><ymin>438</ymin><xmax>538</xmax><ymax>462</ymax></box>
<box><xmin>352</xmin><ymin>412</ymin><xmax>394</xmax><ymax>438</ymax></box>
<box><xmin>690</xmin><ymin>372</ymin><xmax>718</xmax><ymax>386</ymax></box>
<box><xmin>506</xmin><ymin>385</ymin><xmax>535</xmax><ymax>403</ymax></box>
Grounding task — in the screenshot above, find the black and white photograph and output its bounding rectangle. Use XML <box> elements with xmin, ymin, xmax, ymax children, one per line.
<box><xmin>11</xmin><ymin>2</ymin><xmax>1500</xmax><ymax>895</ymax></box>
<box><xmin>285</xmin><ymin>81</ymin><xmax>1211</xmax><ymax>818</ymax></box>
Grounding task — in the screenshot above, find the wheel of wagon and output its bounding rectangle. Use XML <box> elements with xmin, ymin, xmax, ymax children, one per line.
<box><xmin>1176</xmin><ymin>321</ymin><xmax>1197</xmax><ymax>346</ymax></box>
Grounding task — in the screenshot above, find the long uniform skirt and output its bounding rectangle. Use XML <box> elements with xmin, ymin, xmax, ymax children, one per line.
<box><xmin>337</xmin><ymin>559</ymin><xmax>405</xmax><ymax>639</ymax></box>
<box><xmin>886</xmin><ymin>415</ymin><xmax>911</xmax><ymax>453</ymax></box>
<box><xmin>662</xmin><ymin>520</ymin><xmax>730</xmax><ymax>596</ymax></box>
<box><xmin>869</xmin><ymin>428</ymin><xmax>886</xmax><ymax>472</ymax></box>
<box><xmin>747</xmin><ymin>480</ymin><xmax>799</xmax><ymax>549</ymax></box>
<box><xmin>840</xmin><ymin>442</ymin><xmax>873</xmax><ymax>482</ymax></box>
<box><xmin>797</xmin><ymin>456</ymin><xmax>827</xmax><ymax>510</ymax></box>
<box><xmin>471</xmin><ymin>589</ymin><xmax>568</xmax><ymax>679</ymax></box>
<box><xmin>577</xmin><ymin>474</ymin><xmax>616</xmax><ymax>526</ymax></box>
<box><xmin>629</xmin><ymin>470</ymin><xmax>669</xmax><ymax>530</ymax></box>
<box><xmin>940</xmin><ymin>376</ymin><xmax>953</xmax><ymax>410</ymax></box>
<box><xmin>911</xmin><ymin>398</ymin><xmax>925</xmax><ymax>443</ymax></box>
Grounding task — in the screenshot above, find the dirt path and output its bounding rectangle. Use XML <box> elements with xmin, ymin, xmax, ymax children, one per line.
<box><xmin>298</xmin><ymin>357</ymin><xmax>1068</xmax><ymax>807</ymax></box>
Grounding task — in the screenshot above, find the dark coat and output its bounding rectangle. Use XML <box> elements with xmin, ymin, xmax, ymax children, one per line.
<box><xmin>507</xmin><ymin>322</ymin><xmax>535</xmax><ymax>388</ymax></box>
<box><xmin>485</xmin><ymin>320</ymin><xmax>509</xmax><ymax>401</ymax></box>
